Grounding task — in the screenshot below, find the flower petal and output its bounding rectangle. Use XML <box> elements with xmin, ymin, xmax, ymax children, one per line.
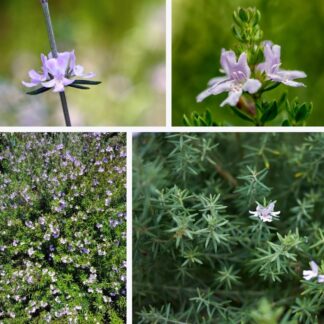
<box><xmin>73</xmin><ymin>65</ymin><xmax>84</xmax><ymax>77</ymax></box>
<box><xmin>282</xmin><ymin>80</ymin><xmax>306</xmax><ymax>87</ymax></box>
<box><xmin>81</xmin><ymin>72</ymin><xmax>95</xmax><ymax>79</ymax></box>
<box><xmin>42</xmin><ymin>79</ymin><xmax>57</xmax><ymax>88</ymax></box>
<box><xmin>220</xmin><ymin>89</ymin><xmax>242</xmax><ymax>107</ymax></box>
<box><xmin>57</xmin><ymin>52</ymin><xmax>71</xmax><ymax>75</ymax></box>
<box><xmin>28</xmin><ymin>70</ymin><xmax>43</xmax><ymax>81</ymax></box>
<box><xmin>318</xmin><ymin>275</ymin><xmax>324</xmax><ymax>283</ymax></box>
<box><xmin>41</xmin><ymin>54</ymin><xmax>48</xmax><ymax>76</ymax></box>
<box><xmin>62</xmin><ymin>78</ymin><xmax>74</xmax><ymax>86</ymax></box>
<box><xmin>310</xmin><ymin>261</ymin><xmax>319</xmax><ymax>275</ymax></box>
<box><xmin>277</xmin><ymin>70</ymin><xmax>307</xmax><ymax>80</ymax></box>
<box><xmin>236</xmin><ymin>52</ymin><xmax>251</xmax><ymax>79</ymax></box>
<box><xmin>256</xmin><ymin>63</ymin><xmax>267</xmax><ymax>73</ymax></box>
<box><xmin>243</xmin><ymin>79</ymin><xmax>262</xmax><ymax>94</ymax></box>
<box><xmin>207</xmin><ymin>76</ymin><xmax>228</xmax><ymax>87</ymax></box>
<box><xmin>220</xmin><ymin>49</ymin><xmax>236</xmax><ymax>76</ymax></box>
<box><xmin>196</xmin><ymin>80</ymin><xmax>232</xmax><ymax>103</ymax></box>
<box><xmin>46</xmin><ymin>59</ymin><xmax>60</xmax><ymax>76</ymax></box>
<box><xmin>53</xmin><ymin>81</ymin><xmax>65</xmax><ymax>93</ymax></box>
<box><xmin>69</xmin><ymin>50</ymin><xmax>76</xmax><ymax>71</ymax></box>
<box><xmin>303</xmin><ymin>270</ymin><xmax>316</xmax><ymax>280</ymax></box>
<box><xmin>22</xmin><ymin>81</ymin><xmax>39</xmax><ymax>88</ymax></box>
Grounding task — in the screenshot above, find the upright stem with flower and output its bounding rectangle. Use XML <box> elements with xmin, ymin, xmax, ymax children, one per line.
<box><xmin>22</xmin><ymin>0</ymin><xmax>101</xmax><ymax>126</ymax></box>
<box><xmin>192</xmin><ymin>7</ymin><xmax>312</xmax><ymax>126</ymax></box>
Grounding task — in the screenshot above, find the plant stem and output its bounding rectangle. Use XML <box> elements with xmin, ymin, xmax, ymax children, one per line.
<box><xmin>40</xmin><ymin>0</ymin><xmax>72</xmax><ymax>127</ymax></box>
<box><xmin>59</xmin><ymin>92</ymin><xmax>71</xmax><ymax>126</ymax></box>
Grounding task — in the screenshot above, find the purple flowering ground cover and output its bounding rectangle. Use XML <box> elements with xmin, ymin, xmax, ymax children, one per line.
<box><xmin>0</xmin><ymin>133</ymin><xmax>126</xmax><ymax>323</ymax></box>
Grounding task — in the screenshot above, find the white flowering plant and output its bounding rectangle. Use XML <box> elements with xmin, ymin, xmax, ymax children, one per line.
<box><xmin>184</xmin><ymin>7</ymin><xmax>312</xmax><ymax>126</ymax></box>
<box><xmin>133</xmin><ymin>133</ymin><xmax>324</xmax><ymax>323</ymax></box>
<box><xmin>0</xmin><ymin>133</ymin><xmax>126</xmax><ymax>323</ymax></box>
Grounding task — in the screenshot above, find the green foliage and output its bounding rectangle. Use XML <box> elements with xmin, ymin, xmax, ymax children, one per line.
<box><xmin>284</xmin><ymin>99</ymin><xmax>313</xmax><ymax>126</ymax></box>
<box><xmin>0</xmin><ymin>133</ymin><xmax>126</xmax><ymax>322</ymax></box>
<box><xmin>133</xmin><ymin>133</ymin><xmax>324</xmax><ymax>323</ymax></box>
<box><xmin>173</xmin><ymin>0</ymin><xmax>322</xmax><ymax>126</ymax></box>
<box><xmin>183</xmin><ymin>109</ymin><xmax>217</xmax><ymax>126</ymax></box>
<box><xmin>232</xmin><ymin>7</ymin><xmax>263</xmax><ymax>47</ymax></box>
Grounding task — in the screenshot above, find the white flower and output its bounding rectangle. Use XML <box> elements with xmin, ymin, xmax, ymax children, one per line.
<box><xmin>249</xmin><ymin>200</ymin><xmax>280</xmax><ymax>222</ymax></box>
<box><xmin>303</xmin><ymin>261</ymin><xmax>324</xmax><ymax>283</ymax></box>
<box><xmin>27</xmin><ymin>248</ymin><xmax>35</xmax><ymax>257</ymax></box>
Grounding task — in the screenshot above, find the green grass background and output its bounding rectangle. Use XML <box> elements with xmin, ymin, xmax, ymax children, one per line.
<box><xmin>172</xmin><ymin>0</ymin><xmax>324</xmax><ymax>126</ymax></box>
<box><xmin>0</xmin><ymin>0</ymin><xmax>165</xmax><ymax>126</ymax></box>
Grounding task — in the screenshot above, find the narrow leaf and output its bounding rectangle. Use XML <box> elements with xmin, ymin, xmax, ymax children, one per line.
<box><xmin>26</xmin><ymin>87</ymin><xmax>51</xmax><ymax>95</ymax></box>
<box><xmin>73</xmin><ymin>80</ymin><xmax>102</xmax><ymax>85</ymax></box>
<box><xmin>68</xmin><ymin>84</ymin><xmax>90</xmax><ymax>90</ymax></box>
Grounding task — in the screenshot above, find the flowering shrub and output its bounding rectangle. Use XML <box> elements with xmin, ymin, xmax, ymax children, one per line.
<box><xmin>0</xmin><ymin>133</ymin><xmax>126</xmax><ymax>323</ymax></box>
<box><xmin>133</xmin><ymin>133</ymin><xmax>324</xmax><ymax>323</ymax></box>
<box><xmin>183</xmin><ymin>7</ymin><xmax>312</xmax><ymax>126</ymax></box>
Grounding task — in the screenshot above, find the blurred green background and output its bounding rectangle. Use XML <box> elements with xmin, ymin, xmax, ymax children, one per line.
<box><xmin>0</xmin><ymin>0</ymin><xmax>165</xmax><ymax>126</ymax></box>
<box><xmin>172</xmin><ymin>0</ymin><xmax>324</xmax><ymax>126</ymax></box>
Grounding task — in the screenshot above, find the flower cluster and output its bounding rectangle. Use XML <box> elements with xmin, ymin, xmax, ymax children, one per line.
<box><xmin>22</xmin><ymin>51</ymin><xmax>100</xmax><ymax>93</ymax></box>
<box><xmin>197</xmin><ymin>43</ymin><xmax>306</xmax><ymax>107</ymax></box>
<box><xmin>0</xmin><ymin>133</ymin><xmax>126</xmax><ymax>322</ymax></box>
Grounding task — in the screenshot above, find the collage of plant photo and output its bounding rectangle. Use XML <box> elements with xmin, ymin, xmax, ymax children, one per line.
<box><xmin>1</xmin><ymin>0</ymin><xmax>324</xmax><ymax>323</ymax></box>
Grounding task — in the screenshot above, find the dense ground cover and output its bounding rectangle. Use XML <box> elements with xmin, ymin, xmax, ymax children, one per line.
<box><xmin>0</xmin><ymin>133</ymin><xmax>126</xmax><ymax>323</ymax></box>
<box><xmin>133</xmin><ymin>133</ymin><xmax>324</xmax><ymax>323</ymax></box>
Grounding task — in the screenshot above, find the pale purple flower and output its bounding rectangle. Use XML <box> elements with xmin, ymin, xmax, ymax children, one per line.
<box><xmin>22</xmin><ymin>51</ymin><xmax>95</xmax><ymax>93</ymax></box>
<box><xmin>55</xmin><ymin>199</ymin><xmax>66</xmax><ymax>212</ymax></box>
<box><xmin>197</xmin><ymin>49</ymin><xmax>262</xmax><ymax>106</ymax></box>
<box><xmin>257</xmin><ymin>42</ymin><xmax>306</xmax><ymax>87</ymax></box>
<box><xmin>303</xmin><ymin>261</ymin><xmax>324</xmax><ymax>282</ymax></box>
<box><xmin>249</xmin><ymin>200</ymin><xmax>280</xmax><ymax>222</ymax></box>
<box><xmin>22</xmin><ymin>54</ymin><xmax>48</xmax><ymax>88</ymax></box>
<box><xmin>80</xmin><ymin>247</ymin><xmax>90</xmax><ymax>254</ymax></box>
<box><xmin>39</xmin><ymin>217</ymin><xmax>46</xmax><ymax>225</ymax></box>
<box><xmin>26</xmin><ymin>275</ymin><xmax>34</xmax><ymax>284</ymax></box>
<box><xmin>25</xmin><ymin>220</ymin><xmax>34</xmax><ymax>229</ymax></box>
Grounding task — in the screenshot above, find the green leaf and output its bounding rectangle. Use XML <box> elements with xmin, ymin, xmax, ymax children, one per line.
<box><xmin>232</xmin><ymin>25</ymin><xmax>242</xmax><ymax>41</ymax></box>
<box><xmin>233</xmin><ymin>10</ymin><xmax>243</xmax><ymax>26</ymax></box>
<box><xmin>73</xmin><ymin>80</ymin><xmax>102</xmax><ymax>85</ymax></box>
<box><xmin>68</xmin><ymin>84</ymin><xmax>90</xmax><ymax>90</ymax></box>
<box><xmin>295</xmin><ymin>103</ymin><xmax>308</xmax><ymax>122</ymax></box>
<box><xmin>252</xmin><ymin>9</ymin><xmax>261</xmax><ymax>26</ymax></box>
<box><xmin>26</xmin><ymin>87</ymin><xmax>51</xmax><ymax>95</ymax></box>
<box><xmin>205</xmin><ymin>109</ymin><xmax>213</xmax><ymax>125</ymax></box>
<box><xmin>261</xmin><ymin>82</ymin><xmax>280</xmax><ymax>93</ymax></box>
<box><xmin>230</xmin><ymin>107</ymin><xmax>254</xmax><ymax>123</ymax></box>
<box><xmin>278</xmin><ymin>92</ymin><xmax>287</xmax><ymax>108</ymax></box>
<box><xmin>282</xmin><ymin>120</ymin><xmax>290</xmax><ymax>126</ymax></box>
<box><xmin>183</xmin><ymin>114</ymin><xmax>191</xmax><ymax>126</ymax></box>
<box><xmin>238</xmin><ymin>8</ymin><xmax>249</xmax><ymax>22</ymax></box>
<box><xmin>261</xmin><ymin>101</ymin><xmax>278</xmax><ymax>124</ymax></box>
